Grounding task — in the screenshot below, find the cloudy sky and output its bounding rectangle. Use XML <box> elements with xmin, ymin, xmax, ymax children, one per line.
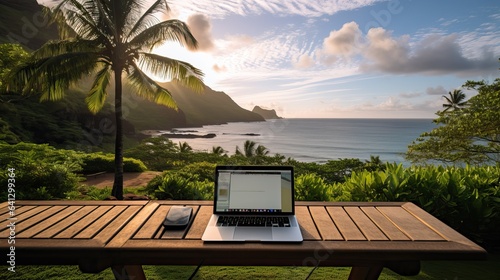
<box><xmin>152</xmin><ymin>0</ymin><xmax>500</xmax><ymax>118</ymax></box>
<box><xmin>38</xmin><ymin>0</ymin><xmax>499</xmax><ymax>118</ymax></box>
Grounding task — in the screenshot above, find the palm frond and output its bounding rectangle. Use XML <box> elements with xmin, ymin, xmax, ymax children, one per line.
<box><xmin>127</xmin><ymin>62</ymin><xmax>178</xmax><ymax>109</ymax></box>
<box><xmin>137</xmin><ymin>52</ymin><xmax>204</xmax><ymax>92</ymax></box>
<box><xmin>10</xmin><ymin>52</ymin><xmax>99</xmax><ymax>101</ymax></box>
<box><xmin>129</xmin><ymin>19</ymin><xmax>198</xmax><ymax>50</ymax></box>
<box><xmin>86</xmin><ymin>64</ymin><xmax>112</xmax><ymax>114</ymax></box>
<box><xmin>126</xmin><ymin>0</ymin><xmax>169</xmax><ymax>41</ymax></box>
<box><xmin>49</xmin><ymin>0</ymin><xmax>101</xmax><ymax>40</ymax></box>
<box><xmin>95</xmin><ymin>0</ymin><xmax>118</xmax><ymax>41</ymax></box>
<box><xmin>32</xmin><ymin>39</ymin><xmax>104</xmax><ymax>59</ymax></box>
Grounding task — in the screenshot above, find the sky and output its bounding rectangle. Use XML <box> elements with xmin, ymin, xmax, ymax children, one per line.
<box><xmin>152</xmin><ymin>0</ymin><xmax>499</xmax><ymax>119</ymax></box>
<box><xmin>40</xmin><ymin>0</ymin><xmax>500</xmax><ymax>119</ymax></box>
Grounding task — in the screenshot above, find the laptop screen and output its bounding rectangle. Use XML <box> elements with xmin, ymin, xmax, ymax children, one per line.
<box><xmin>214</xmin><ymin>166</ymin><xmax>294</xmax><ymax>215</ymax></box>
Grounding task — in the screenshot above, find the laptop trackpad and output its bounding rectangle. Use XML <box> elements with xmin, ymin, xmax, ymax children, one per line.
<box><xmin>234</xmin><ymin>228</ymin><xmax>272</xmax><ymax>241</ymax></box>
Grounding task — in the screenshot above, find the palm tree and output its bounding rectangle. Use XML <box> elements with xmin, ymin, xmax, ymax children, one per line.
<box><xmin>442</xmin><ymin>89</ymin><xmax>467</xmax><ymax>112</ymax></box>
<box><xmin>178</xmin><ymin>141</ymin><xmax>192</xmax><ymax>153</ymax></box>
<box><xmin>236</xmin><ymin>140</ymin><xmax>257</xmax><ymax>157</ymax></box>
<box><xmin>235</xmin><ymin>140</ymin><xmax>270</xmax><ymax>157</ymax></box>
<box><xmin>7</xmin><ymin>0</ymin><xmax>204</xmax><ymax>199</ymax></box>
<box><xmin>211</xmin><ymin>146</ymin><xmax>226</xmax><ymax>156</ymax></box>
<box><xmin>255</xmin><ymin>145</ymin><xmax>269</xmax><ymax>156</ymax></box>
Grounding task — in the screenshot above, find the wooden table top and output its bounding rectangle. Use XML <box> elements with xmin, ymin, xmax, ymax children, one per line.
<box><xmin>0</xmin><ymin>200</ymin><xmax>487</xmax><ymax>275</ymax></box>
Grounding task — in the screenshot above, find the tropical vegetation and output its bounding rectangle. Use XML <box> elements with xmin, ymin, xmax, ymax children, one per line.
<box><xmin>6</xmin><ymin>0</ymin><xmax>204</xmax><ymax>199</ymax></box>
<box><xmin>406</xmin><ymin>77</ymin><xmax>500</xmax><ymax>165</ymax></box>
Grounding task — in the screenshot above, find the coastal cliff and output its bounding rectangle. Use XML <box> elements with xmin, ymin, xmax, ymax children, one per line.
<box><xmin>252</xmin><ymin>106</ymin><xmax>282</xmax><ymax>119</ymax></box>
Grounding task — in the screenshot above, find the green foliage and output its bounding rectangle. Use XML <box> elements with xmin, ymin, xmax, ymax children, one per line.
<box><xmin>0</xmin><ymin>43</ymin><xmax>29</xmax><ymax>91</ymax></box>
<box><xmin>0</xmin><ymin>144</ymin><xmax>82</xmax><ymax>199</ymax></box>
<box><xmin>0</xmin><ymin>118</ymin><xmax>21</xmax><ymax>144</ymax></box>
<box><xmin>295</xmin><ymin>173</ymin><xmax>332</xmax><ymax>201</ymax></box>
<box><xmin>406</xmin><ymin>78</ymin><xmax>500</xmax><ymax>165</ymax></box>
<box><xmin>177</xmin><ymin>162</ymin><xmax>217</xmax><ymax>182</ymax></box>
<box><xmin>66</xmin><ymin>186</ymin><xmax>144</xmax><ymax>200</ymax></box>
<box><xmin>125</xmin><ymin>137</ymin><xmax>180</xmax><ymax>171</ymax></box>
<box><xmin>145</xmin><ymin>172</ymin><xmax>213</xmax><ymax>200</ymax></box>
<box><xmin>81</xmin><ymin>152</ymin><xmax>147</xmax><ymax>173</ymax></box>
<box><xmin>144</xmin><ymin>162</ymin><xmax>216</xmax><ymax>200</ymax></box>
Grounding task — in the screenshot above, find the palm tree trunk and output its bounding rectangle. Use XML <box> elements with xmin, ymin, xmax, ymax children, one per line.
<box><xmin>111</xmin><ymin>69</ymin><xmax>124</xmax><ymax>200</ymax></box>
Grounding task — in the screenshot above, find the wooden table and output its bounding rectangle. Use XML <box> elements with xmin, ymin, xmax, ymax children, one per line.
<box><xmin>0</xmin><ymin>200</ymin><xmax>487</xmax><ymax>279</ymax></box>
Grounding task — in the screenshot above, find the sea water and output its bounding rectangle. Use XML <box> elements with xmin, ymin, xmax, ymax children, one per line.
<box><xmin>163</xmin><ymin>118</ymin><xmax>436</xmax><ymax>164</ymax></box>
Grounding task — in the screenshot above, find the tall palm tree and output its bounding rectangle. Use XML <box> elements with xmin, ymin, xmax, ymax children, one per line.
<box><xmin>7</xmin><ymin>0</ymin><xmax>204</xmax><ymax>199</ymax></box>
<box><xmin>236</xmin><ymin>140</ymin><xmax>257</xmax><ymax>157</ymax></box>
<box><xmin>178</xmin><ymin>141</ymin><xmax>192</xmax><ymax>153</ymax></box>
<box><xmin>442</xmin><ymin>89</ymin><xmax>467</xmax><ymax>112</ymax></box>
<box><xmin>211</xmin><ymin>146</ymin><xmax>226</xmax><ymax>156</ymax></box>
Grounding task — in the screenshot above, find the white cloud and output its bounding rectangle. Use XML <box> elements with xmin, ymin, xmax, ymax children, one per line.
<box><xmin>167</xmin><ymin>0</ymin><xmax>384</xmax><ymax>18</ymax></box>
<box><xmin>322</xmin><ymin>22</ymin><xmax>362</xmax><ymax>57</ymax></box>
<box><xmin>361</xmin><ymin>27</ymin><xmax>410</xmax><ymax>72</ymax></box>
<box><xmin>186</xmin><ymin>14</ymin><xmax>215</xmax><ymax>51</ymax></box>
<box><xmin>293</xmin><ymin>53</ymin><xmax>315</xmax><ymax>69</ymax></box>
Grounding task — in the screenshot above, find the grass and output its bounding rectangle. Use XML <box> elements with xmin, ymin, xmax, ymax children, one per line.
<box><xmin>1</xmin><ymin>254</ymin><xmax>498</xmax><ymax>279</ymax></box>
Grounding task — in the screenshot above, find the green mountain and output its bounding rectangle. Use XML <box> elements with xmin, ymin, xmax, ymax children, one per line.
<box><xmin>252</xmin><ymin>106</ymin><xmax>282</xmax><ymax>119</ymax></box>
<box><xmin>160</xmin><ymin>81</ymin><xmax>264</xmax><ymax>127</ymax></box>
<box><xmin>0</xmin><ymin>0</ymin><xmax>58</xmax><ymax>50</ymax></box>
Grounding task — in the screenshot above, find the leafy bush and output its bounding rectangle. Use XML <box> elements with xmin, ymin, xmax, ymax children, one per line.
<box><xmin>145</xmin><ymin>172</ymin><xmax>212</xmax><ymax>200</ymax></box>
<box><xmin>81</xmin><ymin>152</ymin><xmax>147</xmax><ymax>173</ymax></box>
<box><xmin>177</xmin><ymin>162</ymin><xmax>217</xmax><ymax>182</ymax></box>
<box><xmin>0</xmin><ymin>146</ymin><xmax>82</xmax><ymax>200</ymax></box>
<box><xmin>295</xmin><ymin>173</ymin><xmax>332</xmax><ymax>201</ymax></box>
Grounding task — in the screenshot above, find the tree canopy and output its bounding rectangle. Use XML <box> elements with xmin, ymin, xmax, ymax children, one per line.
<box><xmin>406</xmin><ymin>78</ymin><xmax>500</xmax><ymax>165</ymax></box>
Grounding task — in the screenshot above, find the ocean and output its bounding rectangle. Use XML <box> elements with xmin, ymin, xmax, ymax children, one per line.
<box><xmin>160</xmin><ymin>118</ymin><xmax>437</xmax><ymax>165</ymax></box>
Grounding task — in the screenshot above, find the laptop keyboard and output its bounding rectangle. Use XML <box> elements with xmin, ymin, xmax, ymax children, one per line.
<box><xmin>217</xmin><ymin>216</ymin><xmax>291</xmax><ymax>227</ymax></box>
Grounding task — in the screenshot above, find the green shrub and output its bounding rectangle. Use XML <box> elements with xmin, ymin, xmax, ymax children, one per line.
<box><xmin>295</xmin><ymin>173</ymin><xmax>332</xmax><ymax>201</ymax></box>
<box><xmin>177</xmin><ymin>162</ymin><xmax>217</xmax><ymax>182</ymax></box>
<box><xmin>145</xmin><ymin>172</ymin><xmax>213</xmax><ymax>200</ymax></box>
<box><xmin>81</xmin><ymin>152</ymin><xmax>147</xmax><ymax>173</ymax></box>
<box><xmin>0</xmin><ymin>148</ymin><xmax>81</xmax><ymax>200</ymax></box>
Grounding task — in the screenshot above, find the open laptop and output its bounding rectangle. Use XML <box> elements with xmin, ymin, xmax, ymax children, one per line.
<box><xmin>202</xmin><ymin>165</ymin><xmax>303</xmax><ymax>242</ymax></box>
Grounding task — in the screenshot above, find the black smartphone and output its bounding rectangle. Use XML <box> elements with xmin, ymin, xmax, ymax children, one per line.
<box><xmin>163</xmin><ymin>206</ymin><xmax>193</xmax><ymax>229</ymax></box>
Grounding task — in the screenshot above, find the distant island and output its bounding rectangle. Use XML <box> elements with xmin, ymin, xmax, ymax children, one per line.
<box><xmin>252</xmin><ymin>106</ymin><xmax>282</xmax><ymax>119</ymax></box>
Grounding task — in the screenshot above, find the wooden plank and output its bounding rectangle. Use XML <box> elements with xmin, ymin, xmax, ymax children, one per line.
<box><xmin>309</xmin><ymin>206</ymin><xmax>343</xmax><ymax>240</ymax></box>
<box><xmin>17</xmin><ymin>200</ymin><xmax>148</xmax><ymax>206</ymax></box>
<box><xmin>0</xmin><ymin>201</ymin><xmax>8</xmax><ymax>214</ymax></box>
<box><xmin>95</xmin><ymin>205</ymin><xmax>144</xmax><ymax>245</ymax></box>
<box><xmin>0</xmin><ymin>205</ymin><xmax>52</xmax><ymax>235</ymax></box>
<box><xmin>0</xmin><ymin>206</ymin><xmax>65</xmax><ymax>238</ymax></box>
<box><xmin>55</xmin><ymin>205</ymin><xmax>113</xmax><ymax>239</ymax></box>
<box><xmin>161</xmin><ymin>206</ymin><xmax>199</xmax><ymax>240</ymax></box>
<box><xmin>327</xmin><ymin>207</ymin><xmax>366</xmax><ymax>241</ymax></box>
<box><xmin>361</xmin><ymin>207</ymin><xmax>410</xmax><ymax>241</ymax></box>
<box><xmin>0</xmin><ymin>206</ymin><xmax>41</xmax><ymax>237</ymax></box>
<box><xmin>34</xmin><ymin>206</ymin><xmax>98</xmax><ymax>238</ymax></box>
<box><xmin>402</xmin><ymin>203</ymin><xmax>477</xmax><ymax>245</ymax></box>
<box><xmin>378</xmin><ymin>206</ymin><xmax>444</xmax><ymax>241</ymax></box>
<box><xmin>344</xmin><ymin>207</ymin><xmax>388</xmax><ymax>241</ymax></box>
<box><xmin>134</xmin><ymin>205</ymin><xmax>171</xmax><ymax>239</ymax></box>
<box><xmin>185</xmin><ymin>205</ymin><xmax>213</xmax><ymax>240</ymax></box>
<box><xmin>295</xmin><ymin>206</ymin><xmax>321</xmax><ymax>241</ymax></box>
<box><xmin>0</xmin><ymin>205</ymin><xmax>36</xmax><ymax>224</ymax></box>
<box><xmin>74</xmin><ymin>206</ymin><xmax>128</xmax><ymax>239</ymax></box>
<box><xmin>17</xmin><ymin>206</ymin><xmax>83</xmax><ymax>238</ymax></box>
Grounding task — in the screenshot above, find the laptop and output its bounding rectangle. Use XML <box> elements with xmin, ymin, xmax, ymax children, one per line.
<box><xmin>202</xmin><ymin>165</ymin><xmax>303</xmax><ymax>242</ymax></box>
